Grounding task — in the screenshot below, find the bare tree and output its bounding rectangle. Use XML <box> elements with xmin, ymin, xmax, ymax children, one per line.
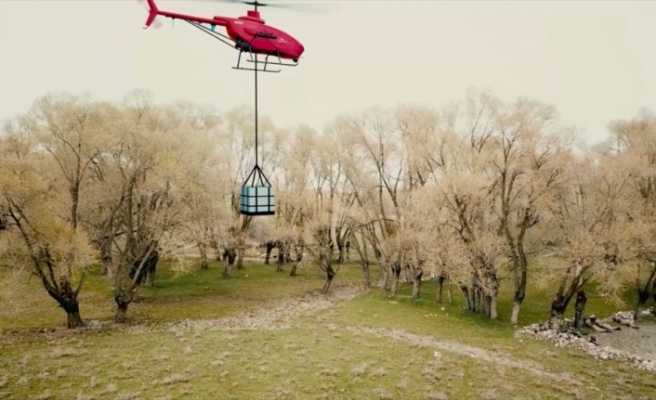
<box><xmin>336</xmin><ymin>109</ymin><xmax>408</xmax><ymax>294</ymax></box>
<box><xmin>605</xmin><ymin>110</ymin><xmax>656</xmax><ymax>320</ymax></box>
<box><xmin>540</xmin><ymin>154</ymin><xmax>637</xmax><ymax>331</ymax></box>
<box><xmin>0</xmin><ymin>100</ymin><xmax>99</xmax><ymax>328</ymax></box>
<box><xmin>486</xmin><ymin>97</ymin><xmax>572</xmax><ymax>323</ymax></box>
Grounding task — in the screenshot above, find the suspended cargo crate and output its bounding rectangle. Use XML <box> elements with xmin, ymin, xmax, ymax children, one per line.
<box><xmin>240</xmin><ymin>165</ymin><xmax>274</xmax><ymax>216</ymax></box>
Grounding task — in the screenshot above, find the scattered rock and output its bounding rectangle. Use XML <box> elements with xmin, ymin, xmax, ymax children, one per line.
<box><xmin>162</xmin><ymin>373</ymin><xmax>189</xmax><ymax>385</ymax></box>
<box><xmin>116</xmin><ymin>393</ymin><xmax>140</xmax><ymax>400</ymax></box>
<box><xmin>372</xmin><ymin>388</ymin><xmax>394</xmax><ymax>400</ymax></box>
<box><xmin>608</xmin><ymin>311</ymin><xmax>639</xmax><ymax>329</ymax></box>
<box><xmin>477</xmin><ymin>388</ymin><xmax>499</xmax><ymax>400</ymax></box>
<box><xmin>397</xmin><ymin>378</ymin><xmax>409</xmax><ymax>389</ymax></box>
<box><xmin>99</xmin><ymin>383</ymin><xmax>117</xmax><ymax>396</ymax></box>
<box><xmin>425</xmin><ymin>392</ymin><xmax>448</xmax><ymax>400</ymax></box>
<box><xmin>36</xmin><ymin>390</ymin><xmax>52</xmax><ymax>400</ymax></box>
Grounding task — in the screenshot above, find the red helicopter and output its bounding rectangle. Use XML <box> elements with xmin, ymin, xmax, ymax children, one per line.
<box><xmin>139</xmin><ymin>0</ymin><xmax>311</xmax><ymax>72</ymax></box>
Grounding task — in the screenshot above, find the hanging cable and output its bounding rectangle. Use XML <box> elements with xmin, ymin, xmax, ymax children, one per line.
<box><xmin>254</xmin><ymin>52</ymin><xmax>259</xmax><ymax>167</ymax></box>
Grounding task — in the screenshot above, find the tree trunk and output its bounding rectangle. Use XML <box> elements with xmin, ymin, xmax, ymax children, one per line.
<box><xmin>510</xmin><ymin>289</ymin><xmax>525</xmax><ymax>324</ymax></box>
<box><xmin>212</xmin><ymin>241</ymin><xmax>221</xmax><ymax>262</ymax></box>
<box><xmin>477</xmin><ymin>289</ymin><xmax>483</xmax><ymax>313</ymax></box>
<box><xmin>100</xmin><ymin>247</ymin><xmax>112</xmax><ymax>276</ymax></box>
<box><xmin>476</xmin><ymin>289</ymin><xmax>482</xmax><ymax>313</ymax></box>
<box><xmin>199</xmin><ymin>244</ymin><xmax>208</xmax><ymax>270</ymax></box>
<box><xmin>549</xmin><ymin>271</ymin><xmax>588</xmax><ymax>331</ymax></box>
<box><xmin>390</xmin><ymin>263</ymin><xmax>402</xmax><ymax>295</ymax></box>
<box><xmin>66</xmin><ymin>308</ymin><xmax>84</xmax><ymax>329</ymax></box>
<box><xmin>144</xmin><ymin>250</ymin><xmax>158</xmax><ymax>287</ymax></box>
<box><xmin>511</xmin><ymin>301</ymin><xmax>521</xmax><ymax>325</ymax></box>
<box><xmin>114</xmin><ymin>289</ymin><xmax>131</xmax><ymax>323</ymax></box>
<box><xmin>265</xmin><ymin>242</ymin><xmax>275</xmax><ymax>265</ymax></box>
<box><xmin>489</xmin><ymin>296</ymin><xmax>498</xmax><ymax>319</ymax></box>
<box><xmin>404</xmin><ymin>265</ymin><xmax>413</xmax><ymax>284</ymax></box>
<box><xmin>362</xmin><ymin>260</ymin><xmax>371</xmax><ymax>288</ymax></box>
<box><xmin>55</xmin><ymin>280</ymin><xmax>85</xmax><ymax>329</ymax></box>
<box><xmin>129</xmin><ymin>249</ymin><xmax>158</xmax><ymax>288</ymax></box>
<box><xmin>290</xmin><ymin>243</ymin><xmax>304</xmax><ymax>277</ymax></box>
<box><xmin>436</xmin><ymin>276</ymin><xmax>445</xmax><ymax>303</ymax></box>
<box><xmin>574</xmin><ymin>289</ymin><xmax>587</xmax><ymax>330</ymax></box>
<box><xmin>447</xmin><ymin>283</ymin><xmax>453</xmax><ymax>305</ymax></box>
<box><xmin>277</xmin><ymin>244</ymin><xmax>285</xmax><ymax>272</ymax></box>
<box><xmin>236</xmin><ymin>249</ymin><xmax>244</xmax><ymax>270</ymax></box>
<box><xmin>222</xmin><ymin>261</ymin><xmax>232</xmax><ymax>278</ymax></box>
<box><xmin>411</xmin><ymin>268</ymin><xmax>423</xmax><ymax>299</ymax></box>
<box><xmin>58</xmin><ymin>294</ymin><xmax>84</xmax><ymax>329</ymax></box>
<box><xmin>102</xmin><ymin>257</ymin><xmax>114</xmax><ymax>279</ymax></box>
<box><xmin>379</xmin><ymin>267</ymin><xmax>389</xmax><ymax>292</ymax></box>
<box><xmin>223</xmin><ymin>249</ymin><xmax>235</xmax><ymax>278</ymax></box>
<box><xmin>337</xmin><ymin>239</ymin><xmax>345</xmax><ymax>264</ymax></box>
<box><xmin>549</xmin><ymin>295</ymin><xmax>568</xmax><ymax>332</ymax></box>
<box><xmin>488</xmin><ymin>277</ymin><xmax>500</xmax><ymax>319</ymax></box>
<box><xmin>145</xmin><ymin>265</ymin><xmax>156</xmax><ymax>287</ymax></box>
<box><xmin>634</xmin><ymin>289</ymin><xmax>651</xmax><ymax>322</ymax></box>
<box><xmin>98</xmin><ymin>214</ymin><xmax>114</xmax><ymax>276</ymax></box>
<box><xmin>234</xmin><ymin>224</ymin><xmax>248</xmax><ymax>270</ymax></box>
<box><xmin>482</xmin><ymin>295</ymin><xmax>490</xmax><ymax>316</ymax></box>
<box><xmin>321</xmin><ymin>266</ymin><xmax>335</xmax><ymax>294</ymax></box>
<box><xmin>505</xmin><ymin>204</ymin><xmax>530</xmax><ymax>325</ymax></box>
<box><xmin>635</xmin><ymin>263</ymin><xmax>656</xmax><ymax>321</ymax></box>
<box><xmin>470</xmin><ymin>286</ymin><xmax>478</xmax><ymax>313</ymax></box>
<box><xmin>460</xmin><ymin>285</ymin><xmax>470</xmax><ymax>310</ymax></box>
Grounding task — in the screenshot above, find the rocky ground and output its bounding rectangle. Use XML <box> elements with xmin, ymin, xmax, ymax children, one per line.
<box><xmin>516</xmin><ymin>308</ymin><xmax>656</xmax><ymax>372</ymax></box>
<box><xmin>594</xmin><ymin>320</ymin><xmax>656</xmax><ymax>361</ymax></box>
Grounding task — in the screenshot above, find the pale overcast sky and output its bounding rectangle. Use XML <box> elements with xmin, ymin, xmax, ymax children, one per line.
<box><xmin>1</xmin><ymin>0</ymin><xmax>655</xmax><ymax>145</ymax></box>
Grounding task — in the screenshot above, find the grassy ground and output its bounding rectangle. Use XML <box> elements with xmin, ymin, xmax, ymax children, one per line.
<box><xmin>1</xmin><ymin>259</ymin><xmax>655</xmax><ymax>400</ymax></box>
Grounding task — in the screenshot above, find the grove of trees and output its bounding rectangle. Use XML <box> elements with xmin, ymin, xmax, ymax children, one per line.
<box><xmin>1</xmin><ymin>88</ymin><xmax>655</xmax><ymax>330</ymax></box>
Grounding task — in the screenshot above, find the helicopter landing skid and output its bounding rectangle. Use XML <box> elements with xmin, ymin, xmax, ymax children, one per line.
<box><xmin>232</xmin><ymin>50</ymin><xmax>298</xmax><ymax>73</ymax></box>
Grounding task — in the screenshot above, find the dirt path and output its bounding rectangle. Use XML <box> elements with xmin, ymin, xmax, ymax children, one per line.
<box><xmin>159</xmin><ymin>282</ymin><xmax>364</xmax><ymax>334</ymax></box>
<box><xmin>341</xmin><ymin>325</ymin><xmax>582</xmax><ymax>385</ymax></box>
<box><xmin>152</xmin><ymin>283</ymin><xmax>578</xmax><ymax>385</ymax></box>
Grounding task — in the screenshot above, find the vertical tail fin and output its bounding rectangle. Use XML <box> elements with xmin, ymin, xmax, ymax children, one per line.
<box><xmin>139</xmin><ymin>0</ymin><xmax>160</xmax><ymax>29</ymax></box>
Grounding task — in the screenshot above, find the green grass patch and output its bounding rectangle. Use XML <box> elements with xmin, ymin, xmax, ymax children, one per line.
<box><xmin>1</xmin><ymin>259</ymin><xmax>655</xmax><ymax>400</ymax></box>
<box><xmin>4</xmin><ymin>323</ymin><xmax>654</xmax><ymax>400</ymax></box>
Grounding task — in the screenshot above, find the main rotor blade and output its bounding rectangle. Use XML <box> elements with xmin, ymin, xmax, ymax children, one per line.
<box><xmin>260</xmin><ymin>2</ymin><xmax>338</xmax><ymax>14</ymax></box>
<box><xmin>197</xmin><ymin>0</ymin><xmax>338</xmax><ymax>14</ymax></box>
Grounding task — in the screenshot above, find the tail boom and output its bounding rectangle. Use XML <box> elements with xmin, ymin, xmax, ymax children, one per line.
<box><xmin>141</xmin><ymin>0</ymin><xmax>231</xmax><ymax>29</ymax></box>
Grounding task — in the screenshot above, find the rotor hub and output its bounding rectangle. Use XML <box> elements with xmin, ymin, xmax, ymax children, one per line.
<box><xmin>245</xmin><ymin>1</ymin><xmax>266</xmax><ymax>10</ymax></box>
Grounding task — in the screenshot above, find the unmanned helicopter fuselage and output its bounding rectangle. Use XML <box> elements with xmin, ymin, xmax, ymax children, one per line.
<box><xmin>143</xmin><ymin>0</ymin><xmax>304</xmax><ymax>61</ymax></box>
